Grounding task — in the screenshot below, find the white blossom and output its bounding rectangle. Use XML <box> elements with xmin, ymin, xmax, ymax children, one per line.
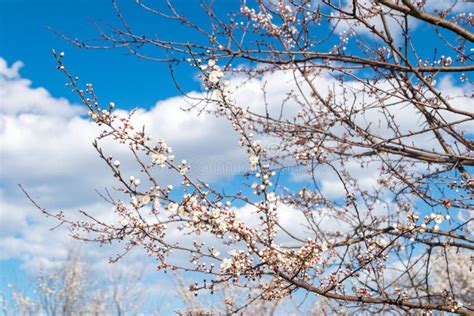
<box><xmin>220</xmin><ymin>258</ymin><xmax>232</xmax><ymax>271</ymax></box>
<box><xmin>142</xmin><ymin>195</ymin><xmax>151</xmax><ymax>204</ymax></box>
<box><xmin>249</xmin><ymin>155</ymin><xmax>259</xmax><ymax>169</ymax></box>
<box><xmin>211</xmin><ymin>248</ymin><xmax>220</xmax><ymax>257</ymax></box>
<box><xmin>166</xmin><ymin>202</ymin><xmax>178</xmax><ymax>213</ymax></box>
<box><xmin>119</xmin><ymin>218</ymin><xmax>128</xmax><ymax>226</ymax></box>
<box><xmin>267</xmin><ymin>192</ymin><xmax>277</xmax><ymax>202</ymax></box>
<box><xmin>152</xmin><ymin>154</ymin><xmax>167</xmax><ymax>165</ymax></box>
<box><xmin>432</xmin><ymin>213</ymin><xmax>444</xmax><ymax>224</ymax></box>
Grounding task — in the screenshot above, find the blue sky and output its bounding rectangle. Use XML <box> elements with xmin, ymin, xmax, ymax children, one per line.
<box><xmin>0</xmin><ymin>0</ymin><xmax>222</xmax><ymax>108</ymax></box>
<box><xmin>0</xmin><ymin>0</ymin><xmax>473</xmax><ymax>314</ymax></box>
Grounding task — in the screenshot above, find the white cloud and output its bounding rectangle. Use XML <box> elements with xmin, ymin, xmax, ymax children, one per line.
<box><xmin>331</xmin><ymin>0</ymin><xmax>416</xmax><ymax>42</ymax></box>
<box><xmin>0</xmin><ymin>58</ymin><xmax>242</xmax><ymax>269</ymax></box>
<box><xmin>250</xmin><ymin>70</ymin><xmax>473</xmax><ymax>199</ymax></box>
<box><xmin>0</xmin><ymin>66</ymin><xmax>83</xmax><ymax>118</ymax></box>
<box><xmin>332</xmin><ymin>0</ymin><xmax>473</xmax><ymax>43</ymax></box>
<box><xmin>423</xmin><ymin>0</ymin><xmax>474</xmax><ymax>14</ymax></box>
<box><xmin>0</xmin><ymin>59</ymin><xmax>23</xmax><ymax>79</ymax></box>
<box><xmin>1</xmin><ymin>54</ymin><xmax>471</xmax><ymax>278</ymax></box>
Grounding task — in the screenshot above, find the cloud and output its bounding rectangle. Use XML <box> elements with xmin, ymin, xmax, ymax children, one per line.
<box><xmin>0</xmin><ymin>65</ymin><xmax>83</xmax><ymax>118</ymax></box>
<box><xmin>0</xmin><ymin>57</ymin><xmax>338</xmax><ymax>274</ymax></box>
<box><xmin>330</xmin><ymin>0</ymin><xmax>416</xmax><ymax>42</ymax></box>
<box><xmin>1</xmin><ymin>54</ymin><xmax>471</xmax><ymax>278</ymax></box>
<box><xmin>246</xmin><ymin>69</ymin><xmax>473</xmax><ymax>199</ymax></box>
<box><xmin>0</xmin><ymin>57</ymin><xmax>241</xmax><ymax>269</ymax></box>
<box><xmin>423</xmin><ymin>0</ymin><xmax>474</xmax><ymax>14</ymax></box>
<box><xmin>0</xmin><ymin>59</ymin><xmax>23</xmax><ymax>79</ymax></box>
<box><xmin>332</xmin><ymin>0</ymin><xmax>473</xmax><ymax>44</ymax></box>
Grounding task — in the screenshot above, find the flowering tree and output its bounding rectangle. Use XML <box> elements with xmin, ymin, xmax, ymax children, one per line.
<box><xmin>6</xmin><ymin>252</ymin><xmax>146</xmax><ymax>315</ymax></box>
<box><xmin>29</xmin><ymin>0</ymin><xmax>473</xmax><ymax>314</ymax></box>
